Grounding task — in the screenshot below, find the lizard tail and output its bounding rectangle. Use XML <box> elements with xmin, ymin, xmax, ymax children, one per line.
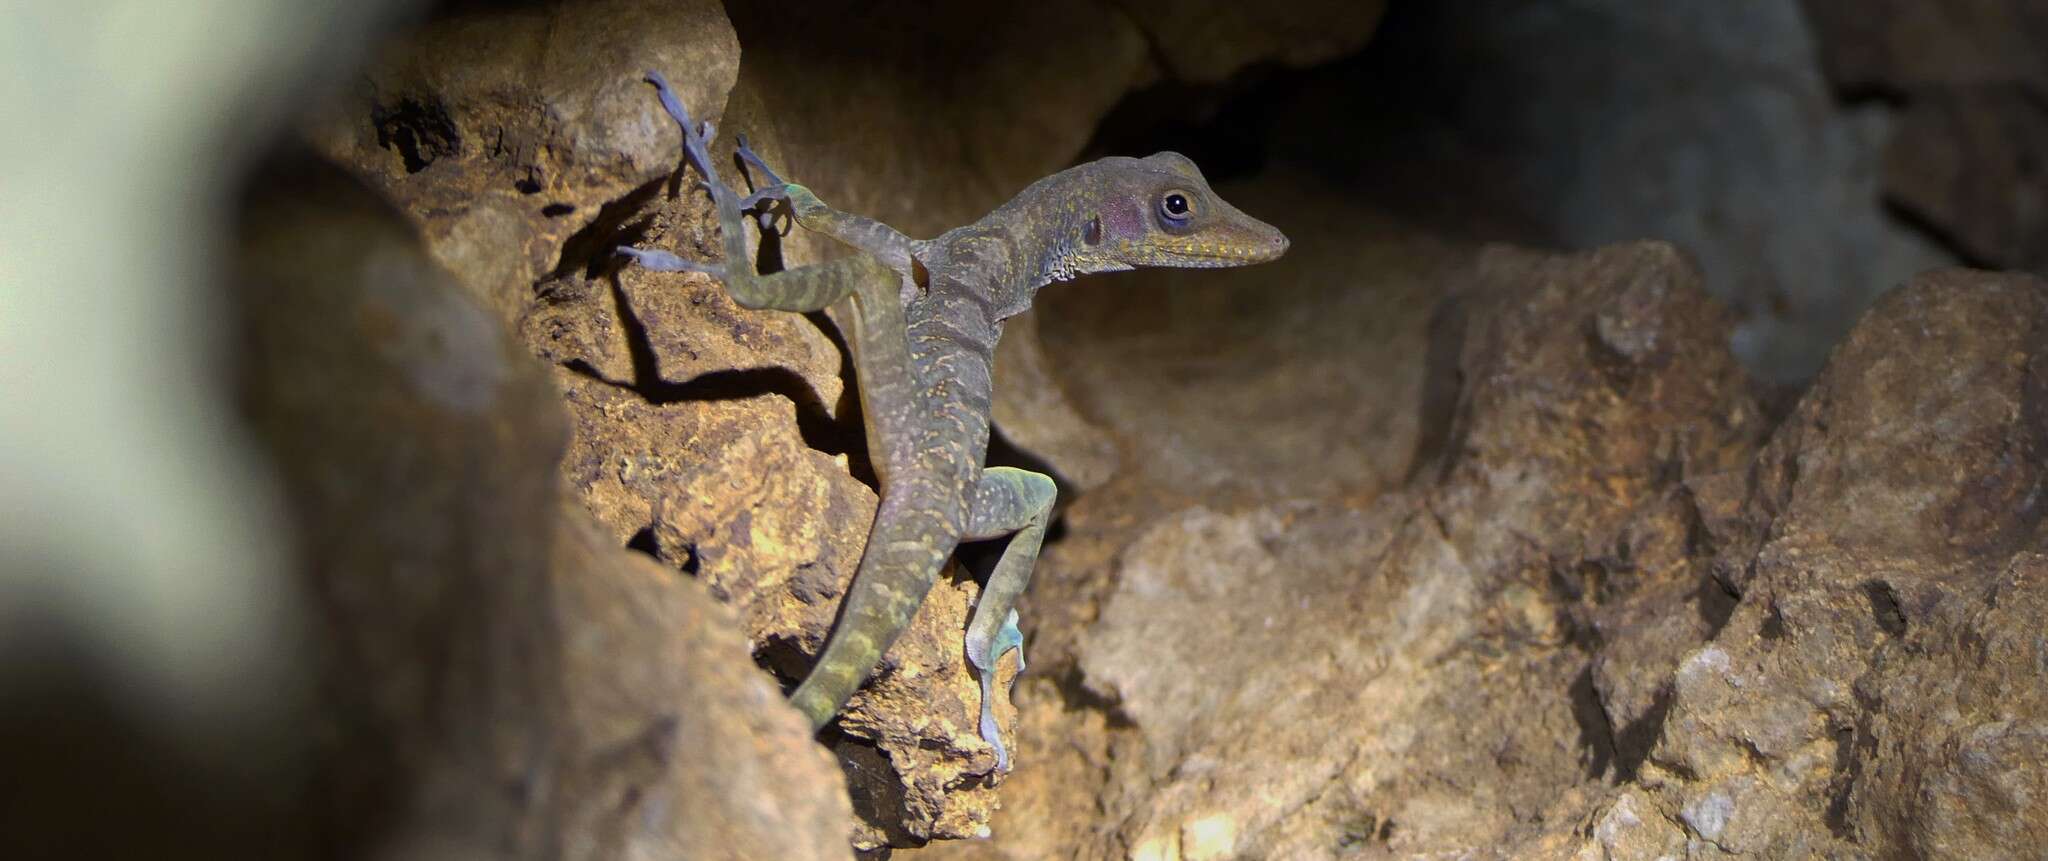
<box><xmin>790</xmin><ymin>498</ymin><xmax>955</xmax><ymax>729</ymax></box>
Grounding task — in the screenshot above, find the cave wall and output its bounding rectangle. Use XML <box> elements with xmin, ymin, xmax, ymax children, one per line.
<box><xmin>12</xmin><ymin>1</ymin><xmax>2048</xmax><ymax>859</ymax></box>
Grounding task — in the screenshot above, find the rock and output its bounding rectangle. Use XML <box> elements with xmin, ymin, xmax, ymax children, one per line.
<box><xmin>1283</xmin><ymin>0</ymin><xmax>1956</xmax><ymax>383</ymax></box>
<box><xmin>1031</xmin><ymin>174</ymin><xmax>1453</xmax><ymax>501</ymax></box>
<box><xmin>724</xmin><ymin>0</ymin><xmax>1150</xmax><ymax>239</ymax></box>
<box><xmin>1113</xmin><ymin>0</ymin><xmax>1387</xmax><ymax>83</ymax></box>
<box><xmin>234</xmin><ymin>150</ymin><xmax>852</xmax><ymax>858</ymax></box>
<box><xmin>945</xmin><ymin>245</ymin><xmax>2048</xmax><ymax>860</ymax></box>
<box><xmin>726</xmin><ymin>1</ymin><xmax>1391</xmax><ymax>491</ymax></box>
<box><xmin>302</xmin><ymin>0</ymin><xmax>741</xmax><ymax>325</ymax></box>
<box><xmin>1803</xmin><ymin>0</ymin><xmax>2048</xmax><ymax>273</ymax></box>
<box><xmin>1627</xmin><ymin>270</ymin><xmax>2048</xmax><ymax>857</ymax></box>
<box><xmin>1799</xmin><ymin>0</ymin><xmax>2048</xmax><ymax>91</ymax></box>
<box><xmin>926</xmin><ymin>240</ymin><xmax>1768</xmax><ymax>859</ymax></box>
<box><xmin>1884</xmin><ymin>84</ymin><xmax>2048</xmax><ymax>271</ymax></box>
<box><xmin>511</xmin><ymin>3</ymin><xmax>1407</xmax><ymax>846</ymax></box>
<box><xmin>551</xmin><ymin>503</ymin><xmax>855</xmax><ymax>861</ymax></box>
<box><xmin>236</xmin><ymin>155</ymin><xmax>570</xmax><ymax>861</ymax></box>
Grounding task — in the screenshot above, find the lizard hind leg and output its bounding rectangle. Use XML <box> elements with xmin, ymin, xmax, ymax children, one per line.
<box><xmin>613</xmin><ymin>246</ymin><xmax>722</xmax><ymax>276</ymax></box>
<box><xmin>961</xmin><ymin>466</ymin><xmax>1058</xmax><ymax>772</ymax></box>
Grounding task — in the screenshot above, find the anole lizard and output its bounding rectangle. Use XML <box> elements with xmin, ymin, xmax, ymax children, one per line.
<box><xmin>618</xmin><ymin>71</ymin><xmax>1287</xmax><ymax>770</ymax></box>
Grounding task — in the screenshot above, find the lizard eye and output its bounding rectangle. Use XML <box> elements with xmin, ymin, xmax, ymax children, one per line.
<box><xmin>1159</xmin><ymin>191</ymin><xmax>1194</xmax><ymax>223</ymax></box>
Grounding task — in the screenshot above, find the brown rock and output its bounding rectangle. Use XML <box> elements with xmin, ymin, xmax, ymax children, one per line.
<box><xmin>725</xmin><ymin>0</ymin><xmax>1150</xmax><ymax>239</ymax></box>
<box><xmin>1620</xmin><ymin>270</ymin><xmax>2048</xmax><ymax>857</ymax></box>
<box><xmin>234</xmin><ymin>150</ymin><xmax>850</xmax><ymax>858</ymax></box>
<box><xmin>727</xmin><ymin>1</ymin><xmax>1388</xmax><ymax>491</ymax></box>
<box><xmin>552</xmin><ymin>503</ymin><xmax>855</xmax><ymax>861</ymax></box>
<box><xmin>1110</xmin><ymin>0</ymin><xmax>1387</xmax><ymax>83</ymax></box>
<box><xmin>1803</xmin><ymin>0</ymin><xmax>2048</xmax><ymax>273</ymax></box>
<box><xmin>934</xmin><ymin>240</ymin><xmax>1768</xmax><ymax>859</ymax></box>
<box><xmin>302</xmin><ymin>0</ymin><xmax>741</xmax><ymax>324</ymax></box>
<box><xmin>237</xmin><ymin>158</ymin><xmax>570</xmax><ymax>861</ymax></box>
<box><xmin>1033</xmin><ymin>175</ymin><xmax>1455</xmax><ymax>501</ymax></box>
<box><xmin>1800</xmin><ymin>0</ymin><xmax>2048</xmax><ymax>91</ymax></box>
<box><xmin>962</xmin><ymin>251</ymin><xmax>2048</xmax><ymax>860</ymax></box>
<box><xmin>1884</xmin><ymin>85</ymin><xmax>2048</xmax><ymax>270</ymax></box>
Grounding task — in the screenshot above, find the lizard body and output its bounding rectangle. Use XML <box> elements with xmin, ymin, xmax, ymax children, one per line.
<box><xmin>619</xmin><ymin>71</ymin><xmax>1287</xmax><ymax>770</ymax></box>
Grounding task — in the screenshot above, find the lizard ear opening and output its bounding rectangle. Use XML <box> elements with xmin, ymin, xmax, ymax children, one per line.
<box><xmin>1083</xmin><ymin>214</ymin><xmax>1103</xmax><ymax>246</ymax></box>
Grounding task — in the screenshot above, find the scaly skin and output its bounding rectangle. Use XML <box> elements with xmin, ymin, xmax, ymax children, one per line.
<box><xmin>619</xmin><ymin>71</ymin><xmax>1287</xmax><ymax>771</ymax></box>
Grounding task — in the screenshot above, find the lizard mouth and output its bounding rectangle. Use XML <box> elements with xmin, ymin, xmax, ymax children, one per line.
<box><xmin>1158</xmin><ymin>238</ymin><xmax>1289</xmax><ymax>266</ymax></box>
<box><xmin>1156</xmin><ymin>219</ymin><xmax>1290</xmax><ymax>266</ymax></box>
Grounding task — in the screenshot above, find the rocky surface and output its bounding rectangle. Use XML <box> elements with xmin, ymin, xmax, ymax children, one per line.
<box><xmin>1618</xmin><ymin>270</ymin><xmax>2048</xmax><ymax>858</ymax></box>
<box><xmin>301</xmin><ymin>0</ymin><xmax>741</xmax><ymax>325</ymax></box>
<box><xmin>930</xmin><ymin>239</ymin><xmax>2048</xmax><ymax>859</ymax></box>
<box><xmin>922</xmin><ymin>239</ymin><xmax>1770</xmax><ymax>859</ymax></box>
<box><xmin>1804</xmin><ymin>0</ymin><xmax>2048</xmax><ymax>273</ymax></box>
<box><xmin>227</xmin><ymin>1</ymin><xmax>2048</xmax><ymax>858</ymax></box>
<box><xmin>1032</xmin><ymin>173</ymin><xmax>1452</xmax><ymax>502</ymax></box>
<box><xmin>234</xmin><ymin>151</ymin><xmax>851</xmax><ymax>859</ymax></box>
<box><xmin>301</xmin><ymin>0</ymin><xmax>1396</xmax><ymax>850</ymax></box>
<box><xmin>1320</xmin><ymin>0</ymin><xmax>1959</xmax><ymax>385</ymax></box>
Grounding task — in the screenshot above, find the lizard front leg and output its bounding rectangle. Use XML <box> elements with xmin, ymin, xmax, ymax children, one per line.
<box><xmin>621</xmin><ymin>71</ymin><xmax>926</xmax><ymax>476</ymax></box>
<box><xmin>731</xmin><ymin>138</ymin><xmax>926</xmax><ymax>306</ymax></box>
<box><xmin>621</xmin><ymin>71</ymin><xmax>945</xmax><ymax>728</ymax></box>
<box><xmin>961</xmin><ymin>466</ymin><xmax>1058</xmax><ymax>772</ymax></box>
<box><xmin>617</xmin><ymin>70</ymin><xmax>889</xmax><ymax>314</ymax></box>
<box><xmin>733</xmin><ymin>136</ymin><xmax>921</xmax><ymax>278</ymax></box>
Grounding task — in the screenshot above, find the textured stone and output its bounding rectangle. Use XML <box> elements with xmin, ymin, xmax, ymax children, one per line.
<box><xmin>1031</xmin><ymin>174</ymin><xmax>1453</xmax><ymax>501</ymax></box>
<box><xmin>1804</xmin><ymin>0</ymin><xmax>2048</xmax><ymax>274</ymax></box>
<box><xmin>234</xmin><ymin>150</ymin><xmax>850</xmax><ymax>859</ymax></box>
<box><xmin>285</xmin><ymin>5</ymin><xmax>2048</xmax><ymax>859</ymax></box>
<box><xmin>551</xmin><ymin>503</ymin><xmax>855</xmax><ymax>861</ymax></box>
<box><xmin>1285</xmin><ymin>0</ymin><xmax>1956</xmax><ymax>383</ymax></box>
<box><xmin>1630</xmin><ymin>270</ymin><xmax>2048</xmax><ymax>858</ymax></box>
<box><xmin>1108</xmin><ymin>0</ymin><xmax>1387</xmax><ymax>83</ymax></box>
<box><xmin>303</xmin><ymin>0</ymin><xmax>741</xmax><ymax>325</ymax></box>
<box><xmin>1885</xmin><ymin>84</ymin><xmax>2048</xmax><ymax>271</ymax></box>
<box><xmin>1800</xmin><ymin>0</ymin><xmax>2048</xmax><ymax>91</ymax></box>
<box><xmin>921</xmin><ymin>241</ymin><xmax>1769</xmax><ymax>859</ymax></box>
<box><xmin>927</xmin><ymin>246</ymin><xmax>2048</xmax><ymax>860</ymax></box>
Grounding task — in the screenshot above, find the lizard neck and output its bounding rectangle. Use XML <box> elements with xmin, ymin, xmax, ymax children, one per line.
<box><xmin>1002</xmin><ymin>180</ymin><xmax>1092</xmax><ymax>292</ymax></box>
<box><xmin>928</xmin><ymin>182</ymin><xmax>1087</xmax><ymax>321</ymax></box>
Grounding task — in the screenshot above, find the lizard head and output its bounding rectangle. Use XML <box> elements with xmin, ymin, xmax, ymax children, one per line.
<box><xmin>1066</xmin><ymin>151</ymin><xmax>1289</xmax><ymax>274</ymax></box>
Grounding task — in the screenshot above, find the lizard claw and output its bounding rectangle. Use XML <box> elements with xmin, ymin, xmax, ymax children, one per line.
<box><xmin>733</xmin><ymin>134</ymin><xmax>795</xmax><ymax>233</ymax></box>
<box><xmin>967</xmin><ymin>608</ymin><xmax>1027</xmax><ymax>773</ymax></box>
<box><xmin>644</xmin><ymin>70</ymin><xmax>723</xmax><ymax>197</ymax></box>
<box><xmin>735</xmin><ymin>133</ymin><xmax>789</xmax><ymax>187</ymax></box>
<box><xmin>615</xmin><ymin>245</ymin><xmax>725</xmax><ymax>278</ymax></box>
<box><xmin>739</xmin><ymin>184</ymin><xmax>797</xmax><ymax>233</ymax></box>
<box><xmin>739</xmin><ymin>185</ymin><xmax>793</xmax><ymax>211</ymax></box>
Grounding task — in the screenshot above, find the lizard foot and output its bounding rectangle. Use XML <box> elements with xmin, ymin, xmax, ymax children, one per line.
<box><xmin>966</xmin><ymin>608</ymin><xmax>1027</xmax><ymax>773</ymax></box>
<box><xmin>735</xmin><ymin>133</ymin><xmax>788</xmax><ymax>187</ymax></box>
<box><xmin>733</xmin><ymin>133</ymin><xmax>796</xmax><ymax>231</ymax></box>
<box><xmin>738</xmin><ymin>184</ymin><xmax>795</xmax><ymax>228</ymax></box>
<box><xmin>644</xmin><ymin>69</ymin><xmax>725</xmax><ymax>188</ymax></box>
<box><xmin>614</xmin><ymin>246</ymin><xmax>725</xmax><ymax>277</ymax></box>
